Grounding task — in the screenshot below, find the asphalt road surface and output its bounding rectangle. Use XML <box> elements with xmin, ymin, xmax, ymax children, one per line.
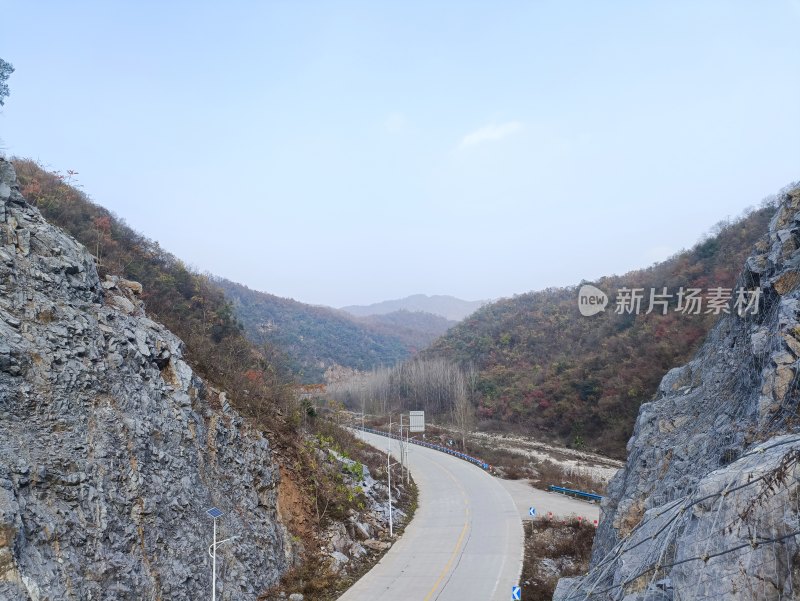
<box><xmin>337</xmin><ymin>430</ymin><xmax>524</xmax><ymax>601</ymax></box>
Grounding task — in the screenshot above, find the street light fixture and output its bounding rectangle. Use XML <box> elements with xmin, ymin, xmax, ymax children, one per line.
<box><xmin>206</xmin><ymin>507</ymin><xmax>238</xmax><ymax>601</ymax></box>
<box><xmin>387</xmin><ymin>423</ymin><xmax>400</xmax><ymax>537</ymax></box>
<box><xmin>386</xmin><ymin>414</ymin><xmax>412</xmax><ymax>537</ymax></box>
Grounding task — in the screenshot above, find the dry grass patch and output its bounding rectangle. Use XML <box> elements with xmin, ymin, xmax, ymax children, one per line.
<box><xmin>521</xmin><ymin>519</ymin><xmax>595</xmax><ymax>601</ymax></box>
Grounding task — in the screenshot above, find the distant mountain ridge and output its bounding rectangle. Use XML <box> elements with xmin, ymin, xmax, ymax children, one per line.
<box><xmin>342</xmin><ymin>294</ymin><xmax>485</xmax><ymax>321</ymax></box>
<box><xmin>355</xmin><ymin>310</ymin><xmax>456</xmax><ymax>352</ymax></box>
<box><xmin>216</xmin><ymin>278</ymin><xmax>412</xmax><ymax>382</ymax></box>
<box><xmin>214</xmin><ymin>284</ymin><xmax>461</xmax><ymax>382</ymax></box>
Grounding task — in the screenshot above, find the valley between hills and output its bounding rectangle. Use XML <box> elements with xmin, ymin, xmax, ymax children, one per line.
<box><xmin>3</xmin><ymin>158</ymin><xmax>800</xmax><ymax>600</ymax></box>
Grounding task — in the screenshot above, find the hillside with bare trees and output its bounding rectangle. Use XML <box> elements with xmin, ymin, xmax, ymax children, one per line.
<box><xmin>327</xmin><ymin>357</ymin><xmax>477</xmax><ymax>450</ymax></box>
<box><xmin>423</xmin><ymin>200</ymin><xmax>780</xmax><ymax>457</ymax></box>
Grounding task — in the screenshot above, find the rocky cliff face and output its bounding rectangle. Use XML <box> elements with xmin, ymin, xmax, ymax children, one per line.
<box><xmin>0</xmin><ymin>157</ymin><xmax>294</xmax><ymax>600</ymax></box>
<box><xmin>556</xmin><ymin>186</ymin><xmax>800</xmax><ymax>600</ymax></box>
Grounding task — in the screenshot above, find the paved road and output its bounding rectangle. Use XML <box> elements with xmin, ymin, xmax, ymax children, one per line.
<box><xmin>497</xmin><ymin>478</ymin><xmax>600</xmax><ymax>523</ymax></box>
<box><xmin>338</xmin><ymin>431</ymin><xmax>524</xmax><ymax>601</ymax></box>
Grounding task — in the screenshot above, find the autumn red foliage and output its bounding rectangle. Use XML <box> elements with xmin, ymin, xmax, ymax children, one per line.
<box><xmin>427</xmin><ymin>205</ymin><xmax>776</xmax><ymax>457</ymax></box>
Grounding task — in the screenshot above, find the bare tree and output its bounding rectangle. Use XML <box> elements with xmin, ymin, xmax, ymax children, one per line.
<box><xmin>327</xmin><ymin>358</ymin><xmax>479</xmax><ymax>444</ymax></box>
<box><xmin>451</xmin><ymin>368</ymin><xmax>473</xmax><ymax>452</ymax></box>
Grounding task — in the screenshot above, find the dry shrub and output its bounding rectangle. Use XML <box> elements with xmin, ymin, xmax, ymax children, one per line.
<box><xmin>309</xmin><ymin>417</ymin><xmax>386</xmax><ymax>476</ymax></box>
<box><xmin>530</xmin><ymin>459</ymin><xmax>606</xmax><ymax>495</ymax></box>
<box><xmin>521</xmin><ymin>519</ymin><xmax>596</xmax><ymax>601</ymax></box>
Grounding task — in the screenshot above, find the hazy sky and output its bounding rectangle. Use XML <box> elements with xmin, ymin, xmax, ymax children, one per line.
<box><xmin>1</xmin><ymin>1</ymin><xmax>798</xmax><ymax>307</ymax></box>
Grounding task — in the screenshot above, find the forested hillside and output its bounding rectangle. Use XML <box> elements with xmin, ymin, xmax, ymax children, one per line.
<box><xmin>216</xmin><ymin>278</ymin><xmax>411</xmax><ymax>382</ymax></box>
<box><xmin>356</xmin><ymin>310</ymin><xmax>455</xmax><ymax>351</ymax></box>
<box><xmin>426</xmin><ymin>203</ymin><xmax>777</xmax><ymax>458</ymax></box>
<box><xmin>12</xmin><ymin>159</ymin><xmax>296</xmax><ymax>419</ymax></box>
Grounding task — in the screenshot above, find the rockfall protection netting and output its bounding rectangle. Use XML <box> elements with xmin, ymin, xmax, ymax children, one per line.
<box><xmin>558</xmin><ymin>436</ymin><xmax>800</xmax><ymax>600</ymax></box>
<box><xmin>558</xmin><ymin>188</ymin><xmax>800</xmax><ymax>601</ymax></box>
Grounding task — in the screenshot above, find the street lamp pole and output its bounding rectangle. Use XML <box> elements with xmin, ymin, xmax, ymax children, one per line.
<box><xmin>389</xmin><ymin>413</ymin><xmax>394</xmax><ymax>536</ymax></box>
<box><xmin>399</xmin><ymin>413</ymin><xmax>404</xmax><ymax>477</ymax></box>
<box><xmin>361</xmin><ymin>387</ymin><xmax>365</xmax><ymax>431</ymax></box>
<box><xmin>387</xmin><ymin>434</ymin><xmax>393</xmax><ymax>537</ymax></box>
<box><xmin>405</xmin><ymin>424</ymin><xmax>410</xmax><ymax>485</ymax></box>
<box><xmin>206</xmin><ymin>507</ymin><xmax>237</xmax><ymax>601</ymax></box>
<box><xmin>212</xmin><ymin>517</ymin><xmax>217</xmax><ymax>601</ymax></box>
<box><xmin>382</xmin><ymin>415</ymin><xmax>407</xmax><ymax>537</ymax></box>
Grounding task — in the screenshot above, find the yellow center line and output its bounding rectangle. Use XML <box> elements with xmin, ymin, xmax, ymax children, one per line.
<box><xmin>422</xmin><ymin>462</ymin><xmax>471</xmax><ymax>601</ymax></box>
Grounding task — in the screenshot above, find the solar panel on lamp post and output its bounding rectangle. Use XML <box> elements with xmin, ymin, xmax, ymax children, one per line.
<box><xmin>206</xmin><ymin>507</ymin><xmax>237</xmax><ymax>601</ymax></box>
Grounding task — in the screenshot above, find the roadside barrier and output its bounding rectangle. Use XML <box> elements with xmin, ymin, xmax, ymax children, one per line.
<box><xmin>355</xmin><ymin>426</ymin><xmax>491</xmax><ymax>471</ymax></box>
<box><xmin>548</xmin><ymin>484</ymin><xmax>603</xmax><ymax>503</ymax></box>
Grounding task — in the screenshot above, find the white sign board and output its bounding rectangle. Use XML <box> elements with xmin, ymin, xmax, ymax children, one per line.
<box><xmin>409</xmin><ymin>410</ymin><xmax>425</xmax><ymax>432</ymax></box>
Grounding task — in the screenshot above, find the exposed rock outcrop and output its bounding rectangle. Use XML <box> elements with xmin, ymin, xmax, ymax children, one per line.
<box><xmin>317</xmin><ymin>445</ymin><xmax>410</xmax><ymax>575</ymax></box>
<box><xmin>0</xmin><ymin>157</ymin><xmax>294</xmax><ymax>599</ymax></box>
<box><xmin>556</xmin><ymin>185</ymin><xmax>800</xmax><ymax>600</ymax></box>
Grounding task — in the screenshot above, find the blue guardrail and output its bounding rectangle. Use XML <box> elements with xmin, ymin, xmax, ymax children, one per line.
<box><xmin>548</xmin><ymin>485</ymin><xmax>603</xmax><ymax>503</ymax></box>
<box><xmin>355</xmin><ymin>426</ymin><xmax>604</xmax><ymax>502</ymax></box>
<box><xmin>355</xmin><ymin>426</ymin><xmax>491</xmax><ymax>471</ymax></box>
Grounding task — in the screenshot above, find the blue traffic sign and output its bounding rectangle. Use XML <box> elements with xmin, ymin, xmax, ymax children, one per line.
<box><xmin>528</xmin><ymin>507</ymin><xmax>536</xmax><ymax>517</ymax></box>
<box><xmin>512</xmin><ymin>585</ymin><xmax>521</xmax><ymax>600</ymax></box>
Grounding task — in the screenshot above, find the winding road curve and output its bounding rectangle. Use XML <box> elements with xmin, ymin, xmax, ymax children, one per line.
<box><xmin>337</xmin><ymin>430</ymin><xmax>524</xmax><ymax>601</ymax></box>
